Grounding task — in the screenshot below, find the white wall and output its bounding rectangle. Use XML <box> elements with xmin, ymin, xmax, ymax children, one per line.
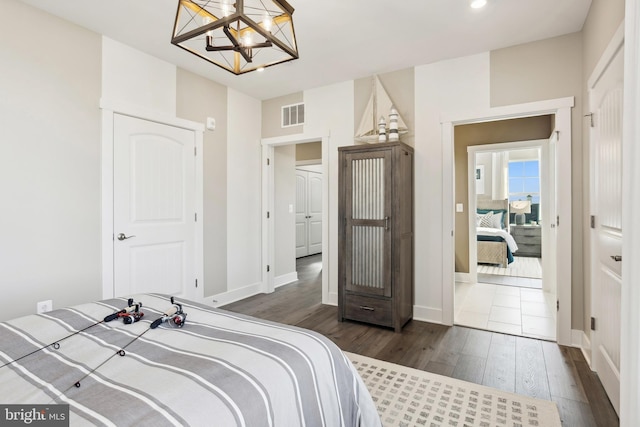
<box><xmin>303</xmin><ymin>80</ymin><xmax>355</xmax><ymax>304</ymax></box>
<box><xmin>414</xmin><ymin>53</ymin><xmax>490</xmax><ymax>322</ymax></box>
<box><xmin>274</xmin><ymin>145</ymin><xmax>297</xmax><ymax>283</ymax></box>
<box><xmin>0</xmin><ymin>0</ymin><xmax>102</xmax><ymax>321</ymax></box>
<box><xmin>102</xmin><ymin>37</ymin><xmax>176</xmax><ymax>115</ymax></box>
<box><xmin>226</xmin><ymin>89</ymin><xmax>263</xmax><ymax>292</ymax></box>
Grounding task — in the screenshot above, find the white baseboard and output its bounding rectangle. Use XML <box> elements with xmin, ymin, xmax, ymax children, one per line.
<box><xmin>324</xmin><ymin>291</ymin><xmax>338</xmax><ymax>306</ymax></box>
<box><xmin>455</xmin><ymin>272</ymin><xmax>473</xmax><ymax>283</ymax></box>
<box><xmin>413</xmin><ymin>305</ymin><xmax>443</xmax><ymax>324</ymax></box>
<box><xmin>274</xmin><ymin>272</ymin><xmax>298</xmax><ymax>288</ymax></box>
<box><xmin>205</xmin><ymin>282</ymin><xmax>264</xmax><ymax>307</ymax></box>
<box><xmin>579</xmin><ymin>330</ymin><xmax>592</xmax><ymax>368</ymax></box>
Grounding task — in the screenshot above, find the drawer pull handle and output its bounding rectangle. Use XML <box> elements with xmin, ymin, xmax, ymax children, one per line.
<box><xmin>359</xmin><ymin>306</ymin><xmax>375</xmax><ymax>311</ymax></box>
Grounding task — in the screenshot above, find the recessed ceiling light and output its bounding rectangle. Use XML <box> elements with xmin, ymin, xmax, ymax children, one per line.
<box><xmin>471</xmin><ymin>0</ymin><xmax>487</xmax><ymax>9</ymax></box>
<box><xmin>257</xmin><ymin>67</ymin><xmax>265</xmax><ymax>72</ymax></box>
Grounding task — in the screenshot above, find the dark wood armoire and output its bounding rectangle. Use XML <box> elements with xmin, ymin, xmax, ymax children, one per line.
<box><xmin>338</xmin><ymin>141</ymin><xmax>414</xmax><ymax>332</ymax></box>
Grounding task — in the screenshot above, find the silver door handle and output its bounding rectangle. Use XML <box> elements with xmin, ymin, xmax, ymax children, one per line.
<box><xmin>117</xmin><ymin>233</ymin><xmax>136</xmax><ymax>241</ymax></box>
<box><xmin>610</xmin><ymin>255</ymin><xmax>622</xmax><ymax>262</ymax></box>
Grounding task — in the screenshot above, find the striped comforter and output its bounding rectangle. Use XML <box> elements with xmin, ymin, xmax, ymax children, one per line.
<box><xmin>0</xmin><ymin>294</ymin><xmax>381</xmax><ymax>427</ymax></box>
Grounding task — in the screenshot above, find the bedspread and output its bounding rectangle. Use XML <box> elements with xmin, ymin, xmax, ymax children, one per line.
<box><xmin>0</xmin><ymin>294</ymin><xmax>381</xmax><ymax>427</ymax></box>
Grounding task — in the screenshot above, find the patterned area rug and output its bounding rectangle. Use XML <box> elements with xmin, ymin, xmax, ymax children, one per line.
<box><xmin>478</xmin><ymin>256</ymin><xmax>542</xmax><ymax>279</ymax></box>
<box><xmin>347</xmin><ymin>352</ymin><xmax>561</xmax><ymax>427</ymax></box>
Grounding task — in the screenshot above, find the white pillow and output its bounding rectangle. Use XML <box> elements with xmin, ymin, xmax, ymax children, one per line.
<box><xmin>478</xmin><ymin>211</ymin><xmax>495</xmax><ymax>228</ymax></box>
<box><xmin>490</xmin><ymin>211</ymin><xmax>504</xmax><ymax>229</ymax></box>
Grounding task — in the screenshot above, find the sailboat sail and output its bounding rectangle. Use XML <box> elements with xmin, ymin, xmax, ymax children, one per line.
<box><xmin>355</xmin><ymin>75</ymin><xmax>408</xmax><ymax>143</ymax></box>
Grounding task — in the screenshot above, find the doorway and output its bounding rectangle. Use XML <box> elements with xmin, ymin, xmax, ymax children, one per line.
<box><xmin>272</xmin><ymin>141</ymin><xmax>324</xmax><ymax>288</ymax></box>
<box><xmin>441</xmin><ymin>98</ymin><xmax>573</xmax><ymax>346</ymax></box>
<box><xmin>261</xmin><ymin>133</ymin><xmax>330</xmax><ymax>303</ymax></box>
<box><xmin>455</xmin><ymin>140</ymin><xmax>556</xmax><ymax>341</ymax></box>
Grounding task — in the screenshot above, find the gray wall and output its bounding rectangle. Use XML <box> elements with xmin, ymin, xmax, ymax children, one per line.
<box><xmin>0</xmin><ymin>0</ymin><xmax>102</xmax><ymax>320</ymax></box>
<box><xmin>296</xmin><ymin>141</ymin><xmax>322</xmax><ymax>162</ymax></box>
<box><xmin>262</xmin><ymin>92</ymin><xmax>303</xmax><ymax>138</ymax></box>
<box><xmin>176</xmin><ymin>69</ymin><xmax>228</xmax><ymax>297</ymax></box>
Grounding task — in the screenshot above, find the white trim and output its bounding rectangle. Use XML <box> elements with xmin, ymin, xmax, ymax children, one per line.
<box><xmin>296</xmin><ymin>159</ymin><xmax>322</xmax><ymax>166</ymax></box>
<box><xmin>326</xmin><ymin>291</ymin><xmax>338</xmax><ymax>306</ymax></box>
<box><xmin>209</xmin><ymin>282</ymin><xmax>264</xmax><ymax>307</ymax></box>
<box><xmin>274</xmin><ymin>272</ymin><xmax>299</xmax><ymax>288</ymax></box>
<box><xmin>414</xmin><ymin>305</ymin><xmax>443</xmax><ymax>324</ymax></box>
<box><xmin>261</xmin><ymin>132</ymin><xmax>331</xmax><ymax>305</ymax></box>
<box><xmin>441</xmin><ymin>97</ymin><xmax>574</xmax><ymax>345</ymax></box>
<box><xmin>100</xmin><ymin>103</ymin><xmax>205</xmax><ymax>301</ymax></box>
<box><xmin>621</xmin><ymin>4</ymin><xmax>640</xmax><ymax>425</ymax></box>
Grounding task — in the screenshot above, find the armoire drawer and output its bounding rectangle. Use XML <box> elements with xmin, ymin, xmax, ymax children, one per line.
<box><xmin>343</xmin><ymin>294</ymin><xmax>392</xmax><ymax>326</ymax></box>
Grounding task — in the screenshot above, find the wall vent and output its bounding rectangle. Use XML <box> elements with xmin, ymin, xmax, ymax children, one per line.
<box><xmin>281</xmin><ymin>103</ymin><xmax>304</xmax><ymax>127</ymax></box>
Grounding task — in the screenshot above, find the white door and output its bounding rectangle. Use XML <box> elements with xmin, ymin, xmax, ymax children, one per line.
<box><xmin>295</xmin><ymin>171</ymin><xmax>309</xmax><ymax>258</ymax></box>
<box><xmin>113</xmin><ymin>114</ymin><xmax>196</xmax><ymax>299</ymax></box>
<box><xmin>295</xmin><ymin>168</ymin><xmax>323</xmax><ymax>258</ymax></box>
<box><xmin>541</xmin><ymin>132</ymin><xmax>558</xmax><ymax>297</ymax></box>
<box><xmin>590</xmin><ymin>43</ymin><xmax>624</xmax><ymax>415</ymax></box>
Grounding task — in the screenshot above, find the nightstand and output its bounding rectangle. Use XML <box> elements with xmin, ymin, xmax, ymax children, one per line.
<box><xmin>510</xmin><ymin>225</ymin><xmax>542</xmax><ymax>257</ymax></box>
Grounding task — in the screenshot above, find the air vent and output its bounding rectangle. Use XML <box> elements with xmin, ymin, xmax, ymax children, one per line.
<box><xmin>281</xmin><ymin>103</ymin><xmax>304</xmax><ymax>127</ymax></box>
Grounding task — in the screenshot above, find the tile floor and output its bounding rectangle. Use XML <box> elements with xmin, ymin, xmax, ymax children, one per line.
<box><xmin>455</xmin><ymin>280</ymin><xmax>556</xmax><ymax>341</ymax></box>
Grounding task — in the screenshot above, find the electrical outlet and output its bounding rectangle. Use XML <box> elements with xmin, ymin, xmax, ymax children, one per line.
<box><xmin>37</xmin><ymin>300</ymin><xmax>53</xmax><ymax>314</ymax></box>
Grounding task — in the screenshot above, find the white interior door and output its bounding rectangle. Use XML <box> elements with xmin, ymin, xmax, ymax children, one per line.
<box><xmin>307</xmin><ymin>171</ymin><xmax>323</xmax><ymax>255</ymax></box>
<box><xmin>113</xmin><ymin>114</ymin><xmax>196</xmax><ymax>299</ymax></box>
<box><xmin>590</xmin><ymin>42</ymin><xmax>624</xmax><ymax>416</ymax></box>
<box><xmin>541</xmin><ymin>132</ymin><xmax>558</xmax><ymax>297</ymax></box>
<box><xmin>295</xmin><ymin>170</ymin><xmax>309</xmax><ymax>258</ymax></box>
<box><xmin>295</xmin><ymin>168</ymin><xmax>323</xmax><ymax>258</ymax></box>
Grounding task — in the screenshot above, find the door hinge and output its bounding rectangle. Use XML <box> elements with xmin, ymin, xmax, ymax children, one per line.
<box><xmin>194</xmin><ymin>146</ymin><xmax>197</xmax><ymax>156</ymax></box>
<box><xmin>267</xmin><ymin>158</ymin><xmax>270</xmax><ymax>166</ymax></box>
<box><xmin>585</xmin><ymin>112</ymin><xmax>594</xmax><ymax>127</ymax></box>
<box><xmin>267</xmin><ymin>211</ymin><xmax>270</xmax><ymax>219</ymax></box>
<box><xmin>591</xmin><ymin>317</ymin><xmax>596</xmax><ymax>331</ymax></box>
<box><xmin>267</xmin><ymin>265</ymin><xmax>270</xmax><ymax>272</ymax></box>
<box><xmin>557</xmin><ymin>215</ymin><xmax>560</xmax><ymax>227</ymax></box>
<box><xmin>590</xmin><ymin>215</ymin><xmax>596</xmax><ymax>229</ymax></box>
<box><xmin>195</xmin><ymin>212</ymin><xmax>198</xmax><ymax>222</ymax></box>
<box><xmin>195</xmin><ymin>279</ymin><xmax>198</xmax><ymax>288</ymax></box>
<box><xmin>557</xmin><ymin>300</ymin><xmax>559</xmax><ymax>311</ymax></box>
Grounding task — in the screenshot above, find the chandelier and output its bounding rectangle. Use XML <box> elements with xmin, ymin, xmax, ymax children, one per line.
<box><xmin>171</xmin><ymin>0</ymin><xmax>299</xmax><ymax>75</ymax></box>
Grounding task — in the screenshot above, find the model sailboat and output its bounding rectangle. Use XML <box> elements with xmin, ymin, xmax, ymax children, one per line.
<box><xmin>355</xmin><ymin>75</ymin><xmax>408</xmax><ymax>143</ymax></box>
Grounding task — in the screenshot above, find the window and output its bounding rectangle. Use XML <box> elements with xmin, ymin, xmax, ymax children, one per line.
<box><xmin>508</xmin><ymin>160</ymin><xmax>540</xmax><ymax>203</ymax></box>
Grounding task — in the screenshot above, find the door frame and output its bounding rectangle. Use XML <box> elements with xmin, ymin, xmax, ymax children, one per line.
<box><xmin>261</xmin><ymin>133</ymin><xmax>330</xmax><ymax>303</ymax></box>
<box><xmin>100</xmin><ymin>100</ymin><xmax>205</xmax><ymax>301</ymax></box>
<box><xmin>441</xmin><ymin>96</ymin><xmax>574</xmax><ymax>346</ymax></box>
<box><xmin>466</xmin><ymin>139</ymin><xmax>546</xmax><ymax>284</ymax></box>
<box><xmin>622</xmin><ymin>1</ymin><xmax>640</xmax><ymax>423</ymax></box>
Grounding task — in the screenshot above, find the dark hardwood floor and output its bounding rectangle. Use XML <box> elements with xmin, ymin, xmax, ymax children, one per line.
<box><xmin>223</xmin><ymin>254</ymin><xmax>619</xmax><ymax>427</ymax></box>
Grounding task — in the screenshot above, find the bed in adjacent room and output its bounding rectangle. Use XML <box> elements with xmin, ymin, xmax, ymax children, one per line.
<box><xmin>476</xmin><ymin>199</ymin><xmax>519</xmax><ymax>267</ymax></box>
<box><xmin>0</xmin><ymin>293</ymin><xmax>381</xmax><ymax>427</ymax></box>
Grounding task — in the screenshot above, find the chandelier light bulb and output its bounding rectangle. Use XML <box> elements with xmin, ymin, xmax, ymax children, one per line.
<box><xmin>243</xmin><ymin>33</ymin><xmax>253</xmax><ymax>47</ymax></box>
<box><xmin>471</xmin><ymin>0</ymin><xmax>487</xmax><ymax>9</ymax></box>
<box><xmin>263</xmin><ymin>15</ymin><xmax>273</xmax><ymax>32</ymax></box>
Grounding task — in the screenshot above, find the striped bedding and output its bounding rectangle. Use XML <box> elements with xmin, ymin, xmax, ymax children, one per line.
<box><xmin>0</xmin><ymin>294</ymin><xmax>381</xmax><ymax>427</ymax></box>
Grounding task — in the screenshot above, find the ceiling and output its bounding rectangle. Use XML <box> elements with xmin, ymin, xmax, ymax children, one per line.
<box><xmin>19</xmin><ymin>0</ymin><xmax>592</xmax><ymax>100</ymax></box>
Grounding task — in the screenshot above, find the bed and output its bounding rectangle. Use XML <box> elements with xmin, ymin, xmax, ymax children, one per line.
<box><xmin>0</xmin><ymin>293</ymin><xmax>381</xmax><ymax>427</ymax></box>
<box><xmin>476</xmin><ymin>199</ymin><xmax>518</xmax><ymax>267</ymax></box>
